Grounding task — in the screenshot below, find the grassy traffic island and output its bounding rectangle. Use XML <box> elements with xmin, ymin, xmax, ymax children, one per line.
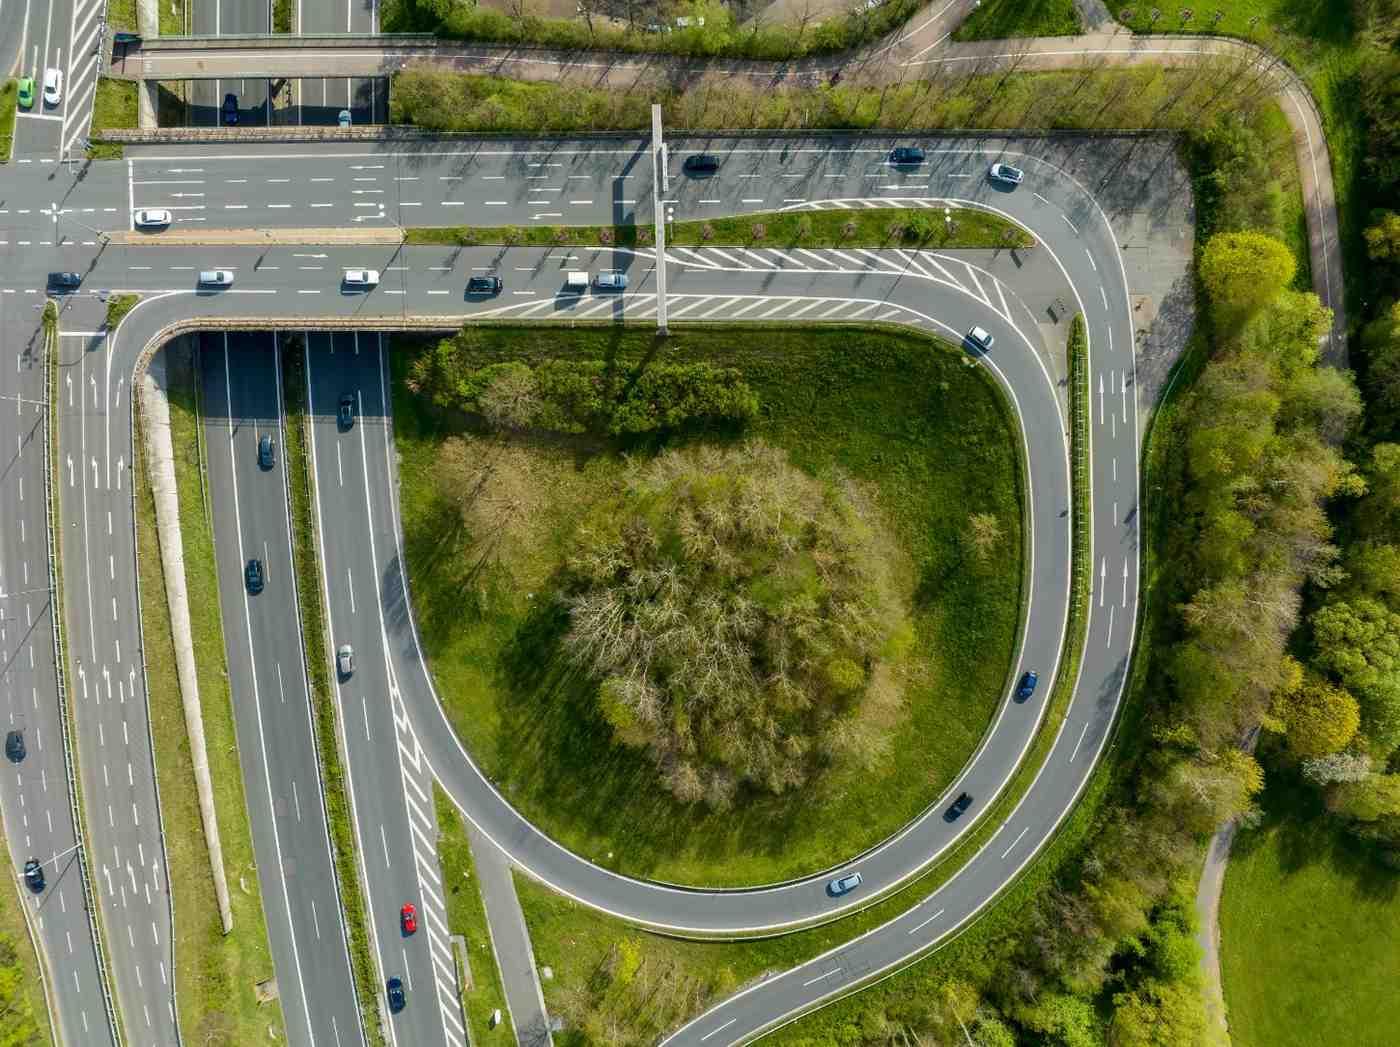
<box><xmin>404</xmin><ymin>207</ymin><xmax>1034</xmax><ymax>252</ymax></box>
<box><xmin>393</xmin><ymin>323</ymin><xmax>1024</xmax><ymax>886</ymax></box>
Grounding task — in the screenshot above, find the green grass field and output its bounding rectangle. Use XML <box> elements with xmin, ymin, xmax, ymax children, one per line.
<box><xmin>1220</xmin><ymin>782</ymin><xmax>1400</xmax><ymax>1047</ymax></box>
<box><xmin>434</xmin><ymin>788</ymin><xmax>515</xmax><ymax>1043</ymax></box>
<box><xmin>135</xmin><ymin>349</ymin><xmax>287</xmax><ymax>1043</ymax></box>
<box><xmin>952</xmin><ymin>0</ymin><xmax>1081</xmax><ymax>41</ymax></box>
<box><xmin>394</xmin><ymin>324</ymin><xmax>1024</xmax><ymax>886</ymax></box>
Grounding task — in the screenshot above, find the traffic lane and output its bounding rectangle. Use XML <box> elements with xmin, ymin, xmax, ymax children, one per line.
<box><xmin>306</xmin><ymin>333</ymin><xmax>449</xmax><ymax>1047</ymax></box>
<box><xmin>202</xmin><ymin>331</ymin><xmax>365</xmax><ymax>1046</ymax></box>
<box><xmin>55</xmin><ymin>307</ymin><xmax>175</xmax><ymax>1041</ymax></box>
<box><xmin>10</xmin><ymin>0</ymin><xmax>76</xmax><ymax>161</ymax></box>
<box><xmin>188</xmin><ymin>78</ymin><xmax>274</xmax><ymax>130</ymax></box>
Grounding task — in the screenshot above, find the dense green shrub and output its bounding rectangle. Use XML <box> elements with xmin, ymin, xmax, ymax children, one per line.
<box><xmin>408</xmin><ymin>335</ymin><xmax>758</xmax><ymax>435</ymax></box>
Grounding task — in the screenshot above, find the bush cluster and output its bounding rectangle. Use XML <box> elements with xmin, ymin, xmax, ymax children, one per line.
<box><xmin>559</xmin><ymin>442</ymin><xmax>912</xmax><ymax>809</ymax></box>
<box><xmin>408</xmin><ymin>336</ymin><xmax>758</xmax><ymax>435</ymax></box>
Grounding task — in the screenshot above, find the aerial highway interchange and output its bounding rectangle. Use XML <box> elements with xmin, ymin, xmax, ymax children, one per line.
<box><xmin>0</xmin><ymin>6</ymin><xmax>1322</xmax><ymax>1044</ymax></box>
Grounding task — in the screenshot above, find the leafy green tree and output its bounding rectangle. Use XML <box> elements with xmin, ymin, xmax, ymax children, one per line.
<box><xmin>1362</xmin><ymin>301</ymin><xmax>1400</xmax><ymax>426</ymax></box>
<box><xmin>1199</xmin><ymin>231</ymin><xmax>1296</xmax><ymax>320</ymax></box>
<box><xmin>561</xmin><ymin>442</ymin><xmax>912</xmax><ymax>808</ymax></box>
<box><xmin>1269</xmin><ymin>673</ymin><xmax>1361</xmax><ymax>759</ymax></box>
<box><xmin>1346</xmin><ymin>542</ymin><xmax>1400</xmax><ymax>601</ymax></box>
<box><xmin>1108</xmin><ymin>979</ymin><xmax>1207</xmax><ymax>1047</ymax></box>
<box><xmin>1015</xmin><ymin>992</ymin><xmax>1103</xmax><ymax>1047</ymax></box>
<box><xmin>1311</xmin><ymin>597</ymin><xmax>1400</xmax><ymax>748</ymax></box>
<box><xmin>1328</xmin><ymin>774</ymin><xmax>1400</xmax><ymax>821</ymax></box>
<box><xmin>1364</xmin><ymin>210</ymin><xmax>1400</xmax><ymax>263</ymax></box>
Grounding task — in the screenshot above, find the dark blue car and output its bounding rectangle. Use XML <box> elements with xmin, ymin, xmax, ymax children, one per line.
<box><xmin>1015</xmin><ymin>670</ymin><xmax>1039</xmax><ymax>703</ymax></box>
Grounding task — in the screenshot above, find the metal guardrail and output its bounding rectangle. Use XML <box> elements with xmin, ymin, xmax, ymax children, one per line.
<box><xmin>143</xmin><ymin>32</ymin><xmax>437</xmax><ymax>45</ymax></box>
<box><xmin>42</xmin><ymin>317</ymin><xmax>124</xmax><ymax>1047</ymax></box>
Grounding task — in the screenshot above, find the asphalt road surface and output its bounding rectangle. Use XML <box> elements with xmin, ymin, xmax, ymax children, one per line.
<box><xmin>3</xmin><ymin>0</ymin><xmax>106</xmax><ymax>162</ymax></box>
<box><xmin>3</xmin><ymin>132</ymin><xmax>1149</xmax><ymax>1044</ymax></box>
<box><xmin>198</xmin><ymin>330</ymin><xmax>365</xmax><ymax>1047</ymax></box>
<box><xmin>190</xmin><ymin>0</ymin><xmax>272</xmax><ymax>128</ymax></box>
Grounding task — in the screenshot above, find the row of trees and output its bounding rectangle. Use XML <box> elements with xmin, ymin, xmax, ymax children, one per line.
<box><xmin>408</xmin><ymin>342</ymin><xmax>758</xmax><ymax>436</ymax></box>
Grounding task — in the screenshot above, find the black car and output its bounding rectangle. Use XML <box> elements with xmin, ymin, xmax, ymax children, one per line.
<box><xmin>48</xmin><ymin>271</ymin><xmax>82</xmax><ymax>291</ymax></box>
<box><xmin>245</xmin><ymin>558</ymin><xmax>264</xmax><ymax>594</ymax></box>
<box><xmin>1014</xmin><ymin>670</ymin><xmax>1039</xmax><ymax>703</ymax></box>
<box><xmin>258</xmin><ymin>433</ymin><xmax>275</xmax><ymax>469</ymax></box>
<box><xmin>338</xmin><ymin>394</ymin><xmax>355</xmax><ymax>430</ymax></box>
<box><xmin>683</xmin><ymin>153</ymin><xmax>720</xmax><ymax>175</ymax></box>
<box><xmin>889</xmin><ymin>146</ymin><xmax>926</xmax><ymax>166</ymax></box>
<box><xmin>466</xmin><ymin>275</ymin><xmax>503</xmax><ymax>295</ymax></box>
<box><xmin>221</xmin><ymin>92</ymin><xmax>238</xmax><ymax>125</ymax></box>
<box><xmin>386</xmin><ymin>976</ymin><xmax>406</xmax><ymax>1013</ymax></box>
<box><xmin>23</xmin><ymin>859</ymin><xmax>44</xmax><ymax>892</ymax></box>
<box><xmin>943</xmin><ymin>791</ymin><xmax>973</xmax><ymax>823</ymax></box>
<box><xmin>5</xmin><ymin>731</ymin><xmax>24</xmax><ymax>763</ymax></box>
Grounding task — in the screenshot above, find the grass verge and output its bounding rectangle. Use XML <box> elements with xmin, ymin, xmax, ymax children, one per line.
<box><xmin>433</xmin><ymin>786</ymin><xmax>515</xmax><ymax>1043</ymax></box>
<box><xmin>514</xmin><ymin>314</ymin><xmax>1099</xmax><ymax>1041</ymax></box>
<box><xmin>134</xmin><ymin>345</ymin><xmax>287</xmax><ymax>1042</ymax></box>
<box><xmin>88</xmin><ymin>78</ymin><xmax>137</xmax><ymax>160</ymax></box>
<box><xmin>160</xmin><ymin>0</ymin><xmax>187</xmax><ymax>36</ymax></box>
<box><xmin>403</xmin><ymin>207</ymin><xmax>1033</xmax><ymax>251</ymax></box>
<box><xmin>0</xmin><ymin>828</ymin><xmax>53</xmax><ymax>1044</ymax></box>
<box><xmin>0</xmin><ymin>81</ymin><xmax>16</xmax><ymax>163</ymax></box>
<box><xmin>105</xmin><ymin>0</ymin><xmax>136</xmax><ymax>30</ymax></box>
<box><xmin>279</xmin><ymin>336</ymin><xmax>385</xmax><ymax>1046</ymax></box>
<box><xmin>951</xmin><ymin>0</ymin><xmax>1081</xmax><ymax>41</ymax></box>
<box><xmin>394</xmin><ymin>323</ymin><xmax>1024</xmax><ymax>887</ymax></box>
<box><xmin>105</xmin><ymin>295</ymin><xmax>139</xmax><ymax>331</ymax></box>
<box><xmin>1219</xmin><ymin>779</ymin><xmax>1400</xmax><ymax>1047</ymax></box>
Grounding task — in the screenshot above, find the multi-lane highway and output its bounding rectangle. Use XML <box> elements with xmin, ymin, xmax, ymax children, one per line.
<box><xmin>5</xmin><ymin>130</ymin><xmax>1183</xmax><ymax>1044</ymax></box>
<box><xmin>1</xmin><ymin>0</ymin><xmax>107</xmax><ymax>161</ymax></box>
<box><xmin>198</xmin><ymin>331</ymin><xmax>364</xmax><ymax>1046</ymax></box>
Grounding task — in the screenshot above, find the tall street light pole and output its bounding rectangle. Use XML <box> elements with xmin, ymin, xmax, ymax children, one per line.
<box><xmin>650</xmin><ymin>104</ymin><xmax>669</xmax><ymax>336</ymax></box>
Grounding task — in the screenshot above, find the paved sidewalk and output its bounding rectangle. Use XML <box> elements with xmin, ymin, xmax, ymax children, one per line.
<box><xmin>468</xmin><ymin>828</ymin><xmax>553</xmax><ymax>1047</ymax></box>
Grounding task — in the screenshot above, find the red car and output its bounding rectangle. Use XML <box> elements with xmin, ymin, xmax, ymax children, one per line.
<box><xmin>400</xmin><ymin>903</ymin><xmax>417</xmax><ymax>935</ymax></box>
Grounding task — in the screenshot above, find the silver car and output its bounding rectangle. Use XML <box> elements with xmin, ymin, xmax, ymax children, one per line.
<box><xmin>989</xmin><ymin>162</ymin><xmax>1025</xmax><ymax>185</ymax></box>
<box><xmin>336</xmin><ymin>644</ymin><xmax>354</xmax><ymax>678</ymax></box>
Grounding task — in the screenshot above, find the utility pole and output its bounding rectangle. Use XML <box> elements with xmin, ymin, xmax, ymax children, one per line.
<box><xmin>650</xmin><ymin>104</ymin><xmax>669</xmax><ymax>336</ymax></box>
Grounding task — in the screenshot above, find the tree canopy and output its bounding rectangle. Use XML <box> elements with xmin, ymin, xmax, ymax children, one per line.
<box><xmin>1199</xmin><ymin>231</ymin><xmax>1297</xmax><ymax>319</ymax></box>
<box><xmin>559</xmin><ymin>441</ymin><xmax>912</xmax><ymax>809</ymax></box>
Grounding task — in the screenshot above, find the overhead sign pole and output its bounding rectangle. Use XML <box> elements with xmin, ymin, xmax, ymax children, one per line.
<box><xmin>651</xmin><ymin>104</ymin><xmax>669</xmax><ymax>336</ymax></box>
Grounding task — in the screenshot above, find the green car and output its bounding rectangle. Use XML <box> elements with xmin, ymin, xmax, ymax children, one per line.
<box><xmin>17</xmin><ymin>77</ymin><xmax>35</xmax><ymax>109</ymax></box>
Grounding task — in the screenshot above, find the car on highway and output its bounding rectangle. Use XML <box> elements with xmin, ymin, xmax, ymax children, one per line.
<box><xmin>134</xmin><ymin>208</ymin><xmax>172</xmax><ymax>228</ymax></box>
<box><xmin>594</xmin><ymin>271</ymin><xmax>628</xmax><ymax>291</ymax></box>
<box><xmin>23</xmin><ymin>859</ymin><xmax>44</xmax><ymax>892</ymax></box>
<box><xmin>683</xmin><ymin>153</ymin><xmax>720</xmax><ymax>175</ymax></box>
<box><xmin>400</xmin><ymin>903</ymin><xmax>417</xmax><ymax>935</ymax></box>
<box><xmin>5</xmin><ymin>731</ymin><xmax>24</xmax><ymax>763</ymax></box>
<box><xmin>1015</xmin><ymin>670</ymin><xmax>1039</xmax><ymax>703</ymax></box>
<box><xmin>966</xmin><ymin>326</ymin><xmax>994</xmax><ymax>352</ymax></box>
<box><xmin>221</xmin><ymin>92</ymin><xmax>238</xmax><ymax>126</ymax></box>
<box><xmin>826</xmin><ymin>872</ymin><xmax>863</xmax><ymax>897</ymax></box>
<box><xmin>336</xmin><ymin>644</ymin><xmax>354</xmax><ymax>678</ymax></box>
<box><xmin>944</xmin><ymin>791</ymin><xmax>973</xmax><ymax>822</ymax></box>
<box><xmin>338</xmin><ymin>394</ymin><xmax>355</xmax><ymax>429</ymax></box>
<box><xmin>338</xmin><ymin>109</ymin><xmax>352</xmax><ymax>128</ymax></box>
<box><xmin>17</xmin><ymin>77</ymin><xmax>35</xmax><ymax>109</ymax></box>
<box><xmin>48</xmin><ymin>272</ymin><xmax>82</xmax><ymax>291</ymax></box>
<box><xmin>386</xmin><ymin>976</ymin><xmax>406</xmax><ymax>1013</ymax></box>
<box><xmin>889</xmin><ymin>146</ymin><xmax>925</xmax><ymax>166</ymax></box>
<box><xmin>42</xmin><ymin>68</ymin><xmax>62</xmax><ymax>107</ymax></box>
<box><xmin>245</xmin><ymin>558</ymin><xmax>264</xmax><ymax>594</ymax></box>
<box><xmin>198</xmin><ymin>270</ymin><xmax>234</xmax><ymax>287</ymax></box>
<box><xmin>466</xmin><ymin>275</ymin><xmax>503</xmax><ymax>295</ymax></box>
<box><xmin>258</xmin><ymin>434</ymin><xmax>275</xmax><ymax>469</ymax></box>
<box><xmin>343</xmin><ymin>269</ymin><xmax>380</xmax><ymax>289</ymax></box>
<box><xmin>989</xmin><ymin>162</ymin><xmax>1024</xmax><ymax>185</ymax></box>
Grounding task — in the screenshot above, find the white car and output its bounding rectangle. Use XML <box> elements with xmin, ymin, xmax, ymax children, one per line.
<box><xmin>42</xmin><ymin>68</ymin><xmax>63</xmax><ymax>107</ymax></box>
<box><xmin>343</xmin><ymin>269</ymin><xmax>380</xmax><ymax>288</ymax></box>
<box><xmin>198</xmin><ymin>270</ymin><xmax>234</xmax><ymax>287</ymax></box>
<box><xmin>967</xmin><ymin>326</ymin><xmax>995</xmax><ymax>351</ymax></box>
<box><xmin>336</xmin><ymin>645</ymin><xmax>354</xmax><ymax>677</ymax></box>
<box><xmin>989</xmin><ymin>162</ymin><xmax>1024</xmax><ymax>185</ymax></box>
<box><xmin>594</xmin><ymin>271</ymin><xmax>628</xmax><ymax>291</ymax></box>
<box><xmin>134</xmin><ymin>208</ymin><xmax>172</xmax><ymax>228</ymax></box>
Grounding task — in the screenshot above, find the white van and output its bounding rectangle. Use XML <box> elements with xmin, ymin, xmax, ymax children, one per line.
<box><xmin>563</xmin><ymin>271</ymin><xmax>589</xmax><ymax>292</ymax></box>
